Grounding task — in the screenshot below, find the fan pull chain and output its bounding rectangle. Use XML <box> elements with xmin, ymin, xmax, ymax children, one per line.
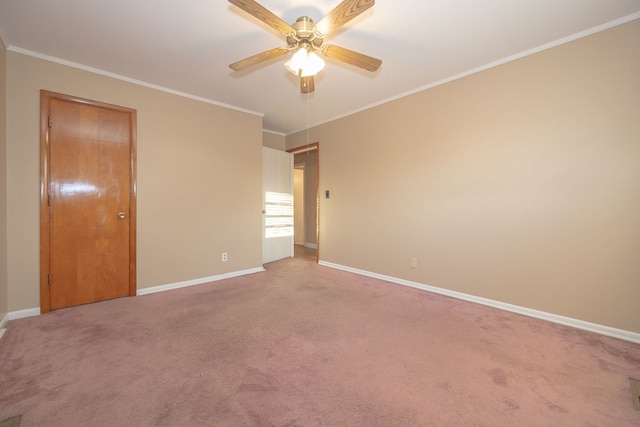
<box><xmin>306</xmin><ymin>89</ymin><xmax>310</xmax><ymax>144</ymax></box>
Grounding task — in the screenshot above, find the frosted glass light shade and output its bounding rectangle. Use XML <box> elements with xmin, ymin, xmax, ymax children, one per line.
<box><xmin>285</xmin><ymin>49</ymin><xmax>309</xmax><ymax>75</ymax></box>
<box><xmin>284</xmin><ymin>48</ymin><xmax>325</xmax><ymax>77</ymax></box>
<box><xmin>301</xmin><ymin>52</ymin><xmax>325</xmax><ymax>77</ymax></box>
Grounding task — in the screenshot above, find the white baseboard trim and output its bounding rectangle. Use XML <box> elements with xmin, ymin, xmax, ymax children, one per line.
<box><xmin>7</xmin><ymin>307</ymin><xmax>41</xmax><ymax>321</ymax></box>
<box><xmin>137</xmin><ymin>266</ymin><xmax>265</xmax><ymax>296</ymax></box>
<box><xmin>0</xmin><ymin>268</ymin><xmax>266</xmax><ymax>334</ymax></box>
<box><xmin>304</xmin><ymin>243</ymin><xmax>317</xmax><ymax>250</ymax></box>
<box><xmin>319</xmin><ymin>260</ymin><xmax>640</xmax><ymax>344</ymax></box>
<box><xmin>0</xmin><ymin>313</ymin><xmax>8</xmax><ymax>340</ymax></box>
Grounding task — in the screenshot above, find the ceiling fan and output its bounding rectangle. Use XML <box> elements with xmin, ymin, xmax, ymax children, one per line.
<box><xmin>228</xmin><ymin>0</ymin><xmax>382</xmax><ymax>93</ymax></box>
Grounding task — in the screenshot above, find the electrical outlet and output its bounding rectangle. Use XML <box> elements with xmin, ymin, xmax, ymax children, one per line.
<box><xmin>221</xmin><ymin>252</ymin><xmax>228</xmax><ymax>262</ymax></box>
<box><xmin>410</xmin><ymin>257</ymin><xmax>418</xmax><ymax>269</ymax></box>
<box><xmin>631</xmin><ymin>378</ymin><xmax>640</xmax><ymax>410</ymax></box>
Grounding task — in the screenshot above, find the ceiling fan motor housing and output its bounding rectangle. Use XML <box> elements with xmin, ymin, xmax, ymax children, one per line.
<box><xmin>287</xmin><ymin>16</ymin><xmax>324</xmax><ymax>49</ymax></box>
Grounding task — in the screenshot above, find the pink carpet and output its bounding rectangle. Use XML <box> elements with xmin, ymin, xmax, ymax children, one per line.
<box><xmin>1</xmin><ymin>257</ymin><xmax>639</xmax><ymax>426</ymax></box>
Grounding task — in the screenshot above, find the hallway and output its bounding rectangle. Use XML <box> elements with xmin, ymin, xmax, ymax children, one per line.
<box><xmin>294</xmin><ymin>244</ymin><xmax>316</xmax><ymax>262</ymax></box>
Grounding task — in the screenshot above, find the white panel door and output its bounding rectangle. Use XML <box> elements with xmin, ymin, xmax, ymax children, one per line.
<box><xmin>263</xmin><ymin>147</ymin><xmax>294</xmax><ymax>264</ymax></box>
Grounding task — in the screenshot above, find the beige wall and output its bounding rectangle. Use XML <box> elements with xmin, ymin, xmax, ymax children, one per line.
<box><xmin>6</xmin><ymin>52</ymin><xmax>263</xmax><ymax>312</ymax></box>
<box><xmin>287</xmin><ymin>20</ymin><xmax>640</xmax><ymax>333</ymax></box>
<box><xmin>262</xmin><ymin>131</ymin><xmax>286</xmax><ymax>151</ymax></box>
<box><xmin>0</xmin><ymin>41</ymin><xmax>7</xmax><ymax>319</ymax></box>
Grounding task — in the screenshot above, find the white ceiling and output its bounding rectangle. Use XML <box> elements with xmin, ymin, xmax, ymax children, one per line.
<box><xmin>1</xmin><ymin>1</ymin><xmax>639</xmax><ymax>135</ymax></box>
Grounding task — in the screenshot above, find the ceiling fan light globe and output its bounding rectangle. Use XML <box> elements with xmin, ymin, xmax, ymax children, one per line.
<box><xmin>284</xmin><ymin>58</ymin><xmax>299</xmax><ymax>75</ymax></box>
<box><xmin>284</xmin><ymin>48</ymin><xmax>309</xmax><ymax>75</ymax></box>
<box><xmin>301</xmin><ymin>52</ymin><xmax>325</xmax><ymax>77</ymax></box>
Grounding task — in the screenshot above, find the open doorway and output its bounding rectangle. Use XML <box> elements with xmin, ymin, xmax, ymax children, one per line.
<box><xmin>288</xmin><ymin>143</ymin><xmax>319</xmax><ymax>262</ymax></box>
<box><xmin>293</xmin><ymin>166</ymin><xmax>305</xmax><ymax>246</ymax></box>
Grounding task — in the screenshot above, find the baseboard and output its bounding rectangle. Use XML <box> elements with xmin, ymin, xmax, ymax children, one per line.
<box><xmin>0</xmin><ymin>312</ymin><xmax>8</xmax><ymax>340</ymax></box>
<box><xmin>318</xmin><ymin>260</ymin><xmax>640</xmax><ymax>344</ymax></box>
<box><xmin>8</xmin><ymin>307</ymin><xmax>41</xmax><ymax>321</ymax></box>
<box><xmin>137</xmin><ymin>266</ymin><xmax>265</xmax><ymax>296</ymax></box>
<box><xmin>304</xmin><ymin>243</ymin><xmax>317</xmax><ymax>249</ymax></box>
<box><xmin>0</xmin><ymin>268</ymin><xmax>265</xmax><ymax>335</ymax></box>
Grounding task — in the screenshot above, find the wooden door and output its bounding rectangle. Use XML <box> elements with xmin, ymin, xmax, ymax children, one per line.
<box><xmin>40</xmin><ymin>91</ymin><xmax>137</xmax><ymax>312</ymax></box>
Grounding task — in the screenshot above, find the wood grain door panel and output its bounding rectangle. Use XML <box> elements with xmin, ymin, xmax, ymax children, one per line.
<box><xmin>41</xmin><ymin>92</ymin><xmax>137</xmax><ymax>312</ymax></box>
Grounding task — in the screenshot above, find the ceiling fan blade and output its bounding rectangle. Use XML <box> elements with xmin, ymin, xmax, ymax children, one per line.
<box><xmin>228</xmin><ymin>0</ymin><xmax>295</xmax><ymax>36</ymax></box>
<box><xmin>229</xmin><ymin>47</ymin><xmax>289</xmax><ymax>71</ymax></box>
<box><xmin>315</xmin><ymin>0</ymin><xmax>375</xmax><ymax>36</ymax></box>
<box><xmin>321</xmin><ymin>45</ymin><xmax>381</xmax><ymax>72</ymax></box>
<box><xmin>301</xmin><ymin>76</ymin><xmax>315</xmax><ymax>93</ymax></box>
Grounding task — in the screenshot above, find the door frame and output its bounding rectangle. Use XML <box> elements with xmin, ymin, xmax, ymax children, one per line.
<box><xmin>39</xmin><ymin>90</ymin><xmax>138</xmax><ymax>313</ymax></box>
<box><xmin>287</xmin><ymin>142</ymin><xmax>319</xmax><ymax>262</ymax></box>
<box><xmin>293</xmin><ymin>165</ymin><xmax>305</xmax><ymax>246</ymax></box>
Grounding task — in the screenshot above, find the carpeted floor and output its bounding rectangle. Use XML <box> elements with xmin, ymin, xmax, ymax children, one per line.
<box><xmin>0</xmin><ymin>257</ymin><xmax>639</xmax><ymax>426</ymax></box>
<box><xmin>0</xmin><ymin>416</ymin><xmax>21</xmax><ymax>427</ymax></box>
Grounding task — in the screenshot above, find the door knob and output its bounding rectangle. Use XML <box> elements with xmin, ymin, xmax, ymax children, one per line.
<box><xmin>118</xmin><ymin>212</ymin><xmax>127</xmax><ymax>219</ymax></box>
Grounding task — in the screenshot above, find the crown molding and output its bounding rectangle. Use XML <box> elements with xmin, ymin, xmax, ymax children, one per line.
<box><xmin>8</xmin><ymin>46</ymin><xmax>265</xmax><ymax>118</ymax></box>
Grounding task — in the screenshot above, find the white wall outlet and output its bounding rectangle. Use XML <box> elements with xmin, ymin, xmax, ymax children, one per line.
<box><xmin>221</xmin><ymin>252</ymin><xmax>228</xmax><ymax>262</ymax></box>
<box><xmin>410</xmin><ymin>257</ymin><xmax>418</xmax><ymax>269</ymax></box>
